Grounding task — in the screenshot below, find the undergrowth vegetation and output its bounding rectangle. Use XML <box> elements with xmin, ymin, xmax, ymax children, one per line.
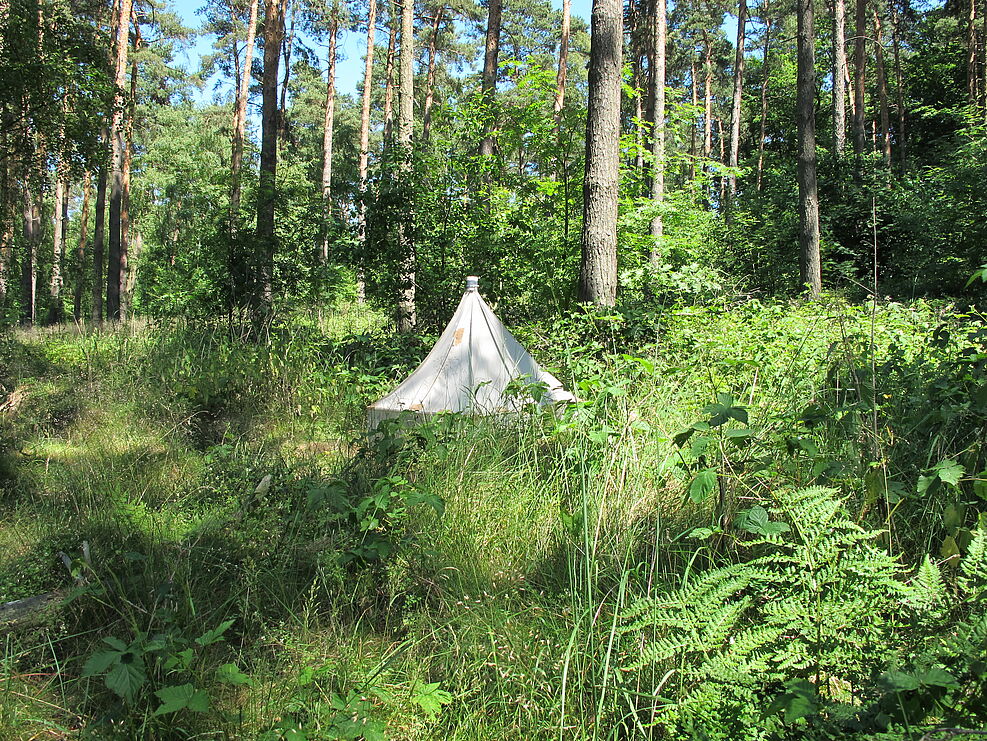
<box><xmin>1</xmin><ymin>297</ymin><xmax>985</xmax><ymax>739</ymax></box>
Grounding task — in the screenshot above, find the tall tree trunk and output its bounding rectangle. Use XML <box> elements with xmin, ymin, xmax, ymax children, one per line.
<box><xmin>718</xmin><ymin>117</ymin><xmax>726</xmax><ymax>201</ymax></box>
<box><xmin>256</xmin><ymin>0</ymin><xmax>288</xmax><ymax>314</ymax></box>
<box><xmin>873</xmin><ymin>7</ymin><xmax>891</xmax><ymax>165</ymax></box>
<box><xmin>320</xmin><ymin>8</ymin><xmax>339</xmax><ymax>263</ymax></box>
<box><xmin>852</xmin><ymin>0</ymin><xmax>867</xmax><ymax>153</ymax></box>
<box><xmin>0</xmin><ymin>142</ymin><xmax>11</xmax><ymax>309</ymax></box>
<box><xmin>47</xmin><ymin>176</ymin><xmax>65</xmax><ymax>324</ymax></box>
<box><xmin>728</xmin><ymin>0</ymin><xmax>747</xmax><ymax>201</ymax></box>
<box><xmin>120</xmin><ymin>27</ymin><xmax>139</xmax><ymax>321</ymax></box>
<box><xmin>890</xmin><ymin>0</ymin><xmax>907</xmax><ymax>165</ymax></box>
<box><xmin>629</xmin><ymin>0</ymin><xmax>644</xmax><ymax>173</ymax></box>
<box><xmin>107</xmin><ymin>0</ymin><xmax>132</xmax><ymax>321</ymax></box>
<box><xmin>396</xmin><ymin>0</ymin><xmax>415</xmax><ymax>331</ymax></box>
<box><xmin>578</xmin><ymin>0</ymin><xmax>622</xmax><ymax>306</ymax></box>
<box><xmin>74</xmin><ymin>172</ymin><xmax>90</xmax><ymax>321</ymax></box>
<box><xmin>702</xmin><ymin>32</ymin><xmax>713</xmax><ymax>162</ymax></box>
<box><xmin>690</xmin><ymin>58</ymin><xmax>698</xmax><ymax>179</ymax></box>
<box><xmin>21</xmin><ymin>182</ymin><xmax>38</xmax><ymax>325</ymax></box>
<box><xmin>422</xmin><ymin>6</ymin><xmax>444</xmax><ymax>142</ymax></box>
<box><xmin>797</xmin><ymin>0</ymin><xmax>822</xmax><ymax>295</ymax></box>
<box><xmin>757</xmin><ymin>15</ymin><xmax>772</xmax><ymax>190</ymax></box>
<box><xmin>479</xmin><ymin>0</ymin><xmax>503</xmax><ymax>158</ymax></box>
<box><xmin>970</xmin><ymin>0</ymin><xmax>980</xmax><ymax>105</ymax></box>
<box><xmin>279</xmin><ymin>0</ymin><xmax>296</xmax><ymax>143</ymax></box>
<box><xmin>356</xmin><ymin>0</ymin><xmax>377</xmax><ymax>303</ymax></box>
<box><xmin>230</xmin><ymin>0</ymin><xmax>260</xmax><ymax>228</ymax></box>
<box><xmin>833</xmin><ymin>0</ymin><xmax>848</xmax><ymax>154</ymax></box>
<box><xmin>649</xmin><ymin>0</ymin><xmax>666</xmax><ymax>262</ymax></box>
<box><xmin>383</xmin><ymin>9</ymin><xmax>397</xmax><ymax>145</ymax></box>
<box><xmin>92</xmin><ymin>144</ymin><xmax>107</xmax><ymax>324</ymax></box>
<box><xmin>554</xmin><ymin>0</ymin><xmax>571</xmax><ymax>120</ymax></box>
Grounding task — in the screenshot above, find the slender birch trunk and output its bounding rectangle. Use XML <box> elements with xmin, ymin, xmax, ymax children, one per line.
<box><xmin>649</xmin><ymin>0</ymin><xmax>666</xmax><ymax>262</ymax></box>
<box><xmin>757</xmin><ymin>15</ymin><xmax>772</xmax><ymax>190</ymax></box>
<box><xmin>396</xmin><ymin>0</ymin><xmax>415</xmax><ymax>331</ymax></box>
<box><xmin>47</xmin><ymin>175</ymin><xmax>66</xmax><ymax>324</ymax></box>
<box><xmin>873</xmin><ymin>7</ymin><xmax>891</xmax><ymax>165</ymax></box>
<box><xmin>890</xmin><ymin>0</ymin><xmax>907</xmax><ymax>165</ymax></box>
<box><xmin>797</xmin><ymin>0</ymin><xmax>821</xmax><ymax>294</ymax></box>
<box><xmin>107</xmin><ymin>0</ymin><xmax>132</xmax><ymax>320</ymax></box>
<box><xmin>554</xmin><ymin>0</ymin><xmax>571</xmax><ymax>121</ymax></box>
<box><xmin>852</xmin><ymin>0</ymin><xmax>867</xmax><ymax>153</ymax></box>
<box><xmin>74</xmin><ymin>173</ymin><xmax>90</xmax><ymax>321</ymax></box>
<box><xmin>92</xmin><ymin>140</ymin><xmax>107</xmax><ymax>324</ymax></box>
<box><xmin>422</xmin><ymin>6</ymin><xmax>444</xmax><ymax>142</ymax></box>
<box><xmin>383</xmin><ymin>9</ymin><xmax>397</xmax><ymax>145</ymax></box>
<box><xmin>356</xmin><ymin>0</ymin><xmax>377</xmax><ymax>302</ymax></box>
<box><xmin>728</xmin><ymin>0</ymin><xmax>747</xmax><ymax>200</ymax></box>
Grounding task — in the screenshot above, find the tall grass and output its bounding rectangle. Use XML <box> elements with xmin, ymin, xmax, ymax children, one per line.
<box><xmin>1</xmin><ymin>297</ymin><xmax>984</xmax><ymax>738</ymax></box>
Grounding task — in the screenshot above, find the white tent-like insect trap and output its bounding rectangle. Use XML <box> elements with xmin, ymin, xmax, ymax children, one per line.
<box><xmin>367</xmin><ymin>276</ymin><xmax>575</xmax><ymax>429</ymax></box>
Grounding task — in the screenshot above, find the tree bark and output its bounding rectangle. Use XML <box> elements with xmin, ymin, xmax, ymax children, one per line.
<box><xmin>690</xmin><ymin>58</ymin><xmax>698</xmax><ymax>179</ymax></box>
<box><xmin>702</xmin><ymin>32</ymin><xmax>713</xmax><ymax>162</ymax></box>
<box><xmin>873</xmin><ymin>7</ymin><xmax>891</xmax><ymax>165</ymax></box>
<box><xmin>890</xmin><ymin>0</ymin><xmax>907</xmax><ymax>165</ymax></box>
<box><xmin>479</xmin><ymin>0</ymin><xmax>503</xmax><ymax>159</ymax></box>
<box><xmin>396</xmin><ymin>0</ymin><xmax>415</xmax><ymax>331</ymax></box>
<box><xmin>554</xmin><ymin>0</ymin><xmax>571</xmax><ymax>120</ymax></box>
<box><xmin>356</xmin><ymin>0</ymin><xmax>377</xmax><ymax>302</ymax></box>
<box><xmin>278</xmin><ymin>0</ymin><xmax>296</xmax><ymax>143</ymax></box>
<box><xmin>970</xmin><ymin>0</ymin><xmax>980</xmax><ymax>106</ymax></box>
<box><xmin>230</xmin><ymin>0</ymin><xmax>260</xmax><ymax>228</ymax></box>
<box><xmin>649</xmin><ymin>0</ymin><xmax>666</xmax><ymax>262</ymax></box>
<box><xmin>74</xmin><ymin>172</ymin><xmax>90</xmax><ymax>321</ymax></box>
<box><xmin>319</xmin><ymin>8</ymin><xmax>339</xmax><ymax>263</ymax></box>
<box><xmin>578</xmin><ymin>0</ymin><xmax>622</xmax><ymax>306</ymax></box>
<box><xmin>728</xmin><ymin>0</ymin><xmax>747</xmax><ymax>200</ymax></box>
<box><xmin>756</xmin><ymin>15</ymin><xmax>772</xmax><ymax>190</ymax></box>
<box><xmin>107</xmin><ymin>0</ymin><xmax>132</xmax><ymax>321</ymax></box>
<box><xmin>92</xmin><ymin>145</ymin><xmax>107</xmax><ymax>324</ymax></box>
<box><xmin>833</xmin><ymin>0</ymin><xmax>848</xmax><ymax>154</ymax></box>
<box><xmin>121</xmin><ymin>26</ymin><xmax>140</xmax><ymax>321</ymax></box>
<box><xmin>21</xmin><ymin>181</ymin><xmax>38</xmax><ymax>325</ymax></box>
<box><xmin>383</xmin><ymin>8</ymin><xmax>397</xmax><ymax>145</ymax></box>
<box><xmin>422</xmin><ymin>6</ymin><xmax>444</xmax><ymax>142</ymax></box>
<box><xmin>47</xmin><ymin>176</ymin><xmax>66</xmax><ymax>324</ymax></box>
<box><xmin>852</xmin><ymin>0</ymin><xmax>867</xmax><ymax>153</ymax></box>
<box><xmin>797</xmin><ymin>0</ymin><xmax>822</xmax><ymax>295</ymax></box>
<box><xmin>256</xmin><ymin>0</ymin><xmax>288</xmax><ymax>314</ymax></box>
<box><xmin>0</xmin><ymin>142</ymin><xmax>11</xmax><ymax>309</ymax></box>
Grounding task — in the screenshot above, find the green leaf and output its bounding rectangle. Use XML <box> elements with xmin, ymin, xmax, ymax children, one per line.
<box><xmin>410</xmin><ymin>680</ymin><xmax>453</xmax><ymax>719</ymax></box>
<box><xmin>102</xmin><ymin>636</ymin><xmax>128</xmax><ymax>651</ymax></box>
<box><xmin>688</xmin><ymin>469</ymin><xmax>717</xmax><ymax>503</ymax></box>
<box><xmin>767</xmin><ymin>679</ymin><xmax>820</xmax><ymax>724</ymax></box>
<box><xmin>216</xmin><ymin>662</ymin><xmax>254</xmax><ymax>686</ymax></box>
<box><xmin>918</xmin><ymin>667</ymin><xmax>958</xmax><ymax>688</ymax></box>
<box><xmin>105</xmin><ymin>657</ymin><xmax>146</xmax><ymax>701</ymax></box>
<box><xmin>934</xmin><ymin>458</ymin><xmax>965</xmax><ymax>486</ymax></box>
<box><xmin>83</xmin><ymin>650</ymin><xmax>120</xmax><ymax>677</ymax></box>
<box><xmin>196</xmin><ymin>619</ymin><xmax>235</xmax><ymax>647</ymax></box>
<box><xmin>153</xmin><ymin>683</ymin><xmax>209</xmax><ymax>715</ymax></box>
<box><xmin>881</xmin><ymin>670</ymin><xmax>921</xmax><ymax>691</ymax></box>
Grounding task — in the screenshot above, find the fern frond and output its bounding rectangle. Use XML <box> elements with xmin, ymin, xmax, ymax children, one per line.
<box><xmin>903</xmin><ymin>555</ymin><xmax>947</xmax><ymax>614</ymax></box>
<box><xmin>958</xmin><ymin>529</ymin><xmax>987</xmax><ymax>599</ymax></box>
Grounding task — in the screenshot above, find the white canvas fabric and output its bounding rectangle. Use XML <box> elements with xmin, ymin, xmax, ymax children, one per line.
<box><xmin>367</xmin><ymin>277</ymin><xmax>575</xmax><ymax>429</ymax></box>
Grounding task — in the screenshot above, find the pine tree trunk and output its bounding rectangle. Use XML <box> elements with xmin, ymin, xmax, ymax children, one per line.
<box><xmin>833</xmin><ymin>0</ymin><xmax>848</xmax><ymax>154</ymax></box>
<box><xmin>356</xmin><ymin>0</ymin><xmax>377</xmax><ymax>303</ymax></box>
<box><xmin>320</xmin><ymin>9</ymin><xmax>339</xmax><ymax>263</ymax></box>
<box><xmin>74</xmin><ymin>172</ymin><xmax>90</xmax><ymax>321</ymax></box>
<box><xmin>279</xmin><ymin>0</ymin><xmax>296</xmax><ymax>143</ymax></box>
<box><xmin>873</xmin><ymin>7</ymin><xmax>891</xmax><ymax>165</ymax></box>
<box><xmin>92</xmin><ymin>142</ymin><xmax>107</xmax><ymax>324</ymax></box>
<box><xmin>120</xmin><ymin>32</ymin><xmax>139</xmax><ymax>321</ymax></box>
<box><xmin>383</xmin><ymin>10</ymin><xmax>397</xmax><ymax>145</ymax></box>
<box><xmin>554</xmin><ymin>0</ymin><xmax>571</xmax><ymax>120</ymax></box>
<box><xmin>797</xmin><ymin>0</ymin><xmax>822</xmax><ymax>295</ymax></box>
<box><xmin>970</xmin><ymin>0</ymin><xmax>980</xmax><ymax>106</ymax></box>
<box><xmin>0</xmin><ymin>126</ymin><xmax>12</xmax><ymax>310</ymax></box>
<box><xmin>21</xmin><ymin>182</ymin><xmax>38</xmax><ymax>325</ymax></box>
<box><xmin>396</xmin><ymin>0</ymin><xmax>415</xmax><ymax>332</ymax></box>
<box><xmin>479</xmin><ymin>0</ymin><xmax>503</xmax><ymax>159</ymax></box>
<box><xmin>422</xmin><ymin>6</ymin><xmax>443</xmax><ymax>142</ymax></box>
<box><xmin>256</xmin><ymin>0</ymin><xmax>288</xmax><ymax>314</ymax></box>
<box><xmin>890</xmin><ymin>0</ymin><xmax>907</xmax><ymax>165</ymax></box>
<box><xmin>230</xmin><ymin>0</ymin><xmax>260</xmax><ymax>227</ymax></box>
<box><xmin>852</xmin><ymin>0</ymin><xmax>867</xmax><ymax>153</ymax></box>
<box><xmin>649</xmin><ymin>0</ymin><xmax>666</xmax><ymax>261</ymax></box>
<box><xmin>107</xmin><ymin>0</ymin><xmax>132</xmax><ymax>321</ymax></box>
<box><xmin>728</xmin><ymin>0</ymin><xmax>747</xmax><ymax>201</ymax></box>
<box><xmin>578</xmin><ymin>0</ymin><xmax>622</xmax><ymax>306</ymax></box>
<box><xmin>47</xmin><ymin>176</ymin><xmax>65</xmax><ymax>324</ymax></box>
<box><xmin>690</xmin><ymin>59</ymin><xmax>698</xmax><ymax>179</ymax></box>
<box><xmin>702</xmin><ymin>32</ymin><xmax>713</xmax><ymax>162</ymax></box>
<box><xmin>756</xmin><ymin>15</ymin><xmax>772</xmax><ymax>190</ymax></box>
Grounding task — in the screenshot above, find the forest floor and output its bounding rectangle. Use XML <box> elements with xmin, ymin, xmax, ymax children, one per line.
<box><xmin>0</xmin><ymin>297</ymin><xmax>985</xmax><ymax>739</ymax></box>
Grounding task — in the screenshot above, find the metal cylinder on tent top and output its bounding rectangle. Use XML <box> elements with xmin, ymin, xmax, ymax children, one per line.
<box><xmin>466</xmin><ymin>275</ymin><xmax>479</xmax><ymax>292</ymax></box>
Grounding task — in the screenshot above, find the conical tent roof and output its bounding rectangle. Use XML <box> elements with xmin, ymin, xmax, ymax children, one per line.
<box><xmin>367</xmin><ymin>277</ymin><xmax>574</xmax><ymax>429</ymax></box>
